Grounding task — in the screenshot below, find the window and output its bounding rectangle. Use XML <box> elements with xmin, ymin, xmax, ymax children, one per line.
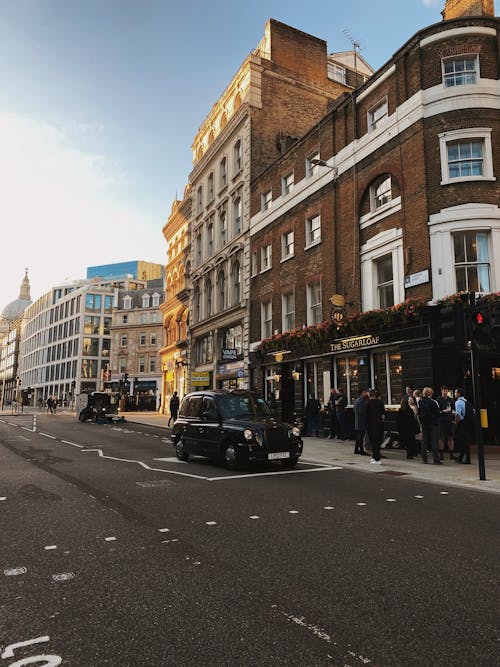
<box><xmin>104</xmin><ymin>295</ymin><xmax>113</xmax><ymax>312</ymax></box>
<box><xmin>149</xmin><ymin>333</ymin><xmax>156</xmax><ymax>346</ymax></box>
<box><xmin>216</xmin><ymin>270</ymin><xmax>226</xmax><ymax>311</ymax></box>
<box><xmin>85</xmin><ymin>293</ymin><xmax>102</xmax><ymax>312</ymax></box>
<box><xmin>251</xmin><ymin>251</ymin><xmax>257</xmax><ymax>277</ymax></box>
<box><xmin>196</xmin><ymin>185</ymin><xmax>203</xmax><ymax>214</ymax></box>
<box><xmin>261</xmin><ymin>244</ymin><xmax>272</xmax><ymax>271</ymax></box>
<box><xmin>307</xmin><ymin>281</ymin><xmax>322</xmax><ymax>325</ymax></box>
<box><xmin>122</xmin><ymin>315</ymin><xmax>128</xmax><ymax>324</ymax></box>
<box><xmin>376</xmin><ymin>255</ymin><xmax>394</xmax><ymax>308</ymax></box>
<box><xmin>103</xmin><ymin>317</ymin><xmax>111</xmax><ymax>335</ymax></box>
<box><xmin>282</xmin><ymin>172</ymin><xmax>294</xmax><ymax>196</ymax></box>
<box><xmin>84</xmin><ymin>316</ymin><xmax>100</xmax><ymax>335</ymax></box>
<box><xmin>220</xmin><ymin>157</ymin><xmax>227</xmax><ymax>189</ymax></box>
<box><xmin>368</xmin><ymin>98</ymin><xmax>388</xmax><ymax>132</ymax></box>
<box><xmin>120</xmin><ymin>335</ymin><xmax>128</xmax><ymax>347</ymax></box>
<box><xmin>102</xmin><ymin>339</ymin><xmax>110</xmax><ymax>357</ymax></box>
<box><xmin>206</xmin><ymin>220</ymin><xmax>214</xmax><ymax>257</ymax></box>
<box><xmin>152</xmin><ymin>293</ymin><xmax>160</xmax><ymax>308</ymax></box>
<box><xmin>234</xmin><ymin>139</ymin><xmax>242</xmax><ymax>173</ymax></box>
<box><xmin>195</xmin><ymin>232</ymin><xmax>202</xmax><ymax>265</ymax></box>
<box><xmin>439</xmin><ymin>128</ymin><xmax>494</xmax><ymax>185</ymax></box>
<box><xmin>194</xmin><ymin>333</ymin><xmax>213</xmax><ymax>365</ymax></box>
<box><xmin>261</xmin><ymin>190</ymin><xmax>272</xmax><ymax>212</ymax></box>
<box><xmin>151</xmin><ymin>312</ymin><xmax>158</xmax><ymax>323</ymax></box>
<box><xmin>222</xmin><ymin>325</ymin><xmax>243</xmax><ymax>355</ymax></box>
<box><xmin>231</xmin><ymin>261</ymin><xmax>241</xmax><ymax>305</ymax></box>
<box><xmin>193</xmin><ymin>285</ymin><xmax>201</xmax><ymax>322</ymax></box>
<box><xmin>219</xmin><ymin>210</ymin><xmax>227</xmax><ymax>248</ymax></box>
<box><xmin>453</xmin><ymin>231</ymin><xmax>490</xmax><ymax>292</ymax></box>
<box><xmin>443</xmin><ymin>55</ymin><xmax>478</xmax><ymax>87</ymax></box>
<box><xmin>83</xmin><ymin>338</ymin><xmax>99</xmax><ymax>356</ymax></box>
<box><xmin>306</xmin><ymin>153</ymin><xmax>320</xmax><ymax>178</ymax></box>
<box><xmin>142</xmin><ymin>293</ymin><xmax>151</xmax><ymax>308</ymax></box>
<box><xmin>123</xmin><ymin>295</ymin><xmax>132</xmax><ymax>310</ymax></box>
<box><xmin>305</xmin><ymin>215</ymin><xmax>321</xmax><ymax>247</ymax></box>
<box><xmin>205</xmin><ymin>278</ymin><xmax>213</xmax><ymax>317</ymax></box>
<box><xmin>139</xmin><ymin>357</ymin><xmax>145</xmax><ymax>373</ymax></box>
<box><xmin>331</xmin><ymin>63</ymin><xmax>346</xmax><ymax>84</ymax></box>
<box><xmin>141</xmin><ymin>313</ymin><xmax>148</xmax><ymax>324</ymax></box>
<box><xmin>371</xmin><ymin>175</ymin><xmax>392</xmax><ymax>210</ymax></box>
<box><xmin>233</xmin><ymin>197</ymin><xmax>242</xmax><ymax>235</ymax></box>
<box><xmin>149</xmin><ymin>358</ymin><xmax>156</xmax><ymax>372</ymax></box>
<box><xmin>261</xmin><ymin>301</ymin><xmax>272</xmax><ymax>339</ymax></box>
<box><xmin>447</xmin><ymin>140</ymin><xmax>483</xmax><ymax>179</ymax></box>
<box><xmin>281</xmin><ymin>230</ymin><xmax>294</xmax><ymax>261</ymax></box>
<box><xmin>119</xmin><ymin>358</ymin><xmax>126</xmax><ymax>373</ymax></box>
<box><xmin>207</xmin><ymin>172</ymin><xmax>214</xmax><ymax>201</ymax></box>
<box><xmin>282</xmin><ymin>292</ymin><xmax>295</xmax><ymax>332</ymax></box>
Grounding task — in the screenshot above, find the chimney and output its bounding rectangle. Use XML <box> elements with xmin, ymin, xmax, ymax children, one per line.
<box><xmin>442</xmin><ymin>0</ymin><xmax>495</xmax><ymax>20</ymax></box>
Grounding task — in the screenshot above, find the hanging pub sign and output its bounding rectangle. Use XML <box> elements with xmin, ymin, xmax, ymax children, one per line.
<box><xmin>329</xmin><ymin>294</ymin><xmax>346</xmax><ymax>327</ymax></box>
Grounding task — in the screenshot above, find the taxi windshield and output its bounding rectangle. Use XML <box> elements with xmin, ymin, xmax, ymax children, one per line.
<box><xmin>218</xmin><ymin>394</ymin><xmax>272</xmax><ymax>420</ymax></box>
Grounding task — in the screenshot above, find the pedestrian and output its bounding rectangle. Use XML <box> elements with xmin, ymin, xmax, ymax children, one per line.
<box><xmin>353</xmin><ymin>389</ymin><xmax>368</xmax><ymax>455</ymax></box>
<box><xmin>46</xmin><ymin>396</ymin><xmax>53</xmax><ymax>414</ymax></box>
<box><xmin>168</xmin><ymin>391</ymin><xmax>180</xmax><ymax>427</ymax></box>
<box><xmin>52</xmin><ymin>396</ymin><xmax>57</xmax><ymax>414</ymax></box>
<box><xmin>396</xmin><ymin>394</ymin><xmax>419</xmax><ymax>459</ymax></box>
<box><xmin>453</xmin><ymin>387</ymin><xmax>474</xmax><ymax>464</ymax></box>
<box><xmin>305</xmin><ymin>394</ymin><xmax>321</xmax><ymax>437</ymax></box>
<box><xmin>327</xmin><ymin>388</ymin><xmax>338</xmax><ymax>438</ymax></box>
<box><xmin>366</xmin><ymin>389</ymin><xmax>386</xmax><ymax>465</ymax></box>
<box><xmin>335</xmin><ymin>388</ymin><xmax>348</xmax><ymax>440</ymax></box>
<box><xmin>418</xmin><ymin>387</ymin><xmax>442</xmax><ymax>464</ymax></box>
<box><xmin>436</xmin><ymin>386</ymin><xmax>454</xmax><ymax>460</ymax></box>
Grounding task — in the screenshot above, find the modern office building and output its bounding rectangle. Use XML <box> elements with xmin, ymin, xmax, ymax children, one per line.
<box><xmin>86</xmin><ymin>260</ymin><xmax>163</xmax><ymax>283</ymax></box>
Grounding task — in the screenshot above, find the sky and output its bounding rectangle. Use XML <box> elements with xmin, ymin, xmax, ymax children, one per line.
<box><xmin>0</xmin><ymin>0</ymin><xmax>498</xmax><ymax>309</ymax></box>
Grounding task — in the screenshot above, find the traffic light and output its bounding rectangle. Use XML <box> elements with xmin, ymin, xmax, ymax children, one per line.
<box><xmin>471</xmin><ymin>306</ymin><xmax>491</xmax><ymax>349</ymax></box>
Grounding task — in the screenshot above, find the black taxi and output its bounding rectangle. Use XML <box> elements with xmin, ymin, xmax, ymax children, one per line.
<box><xmin>170</xmin><ymin>390</ymin><xmax>303</xmax><ymax>469</ymax></box>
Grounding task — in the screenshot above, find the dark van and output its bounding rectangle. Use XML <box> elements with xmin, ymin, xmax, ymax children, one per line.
<box><xmin>171</xmin><ymin>390</ymin><xmax>303</xmax><ymax>469</ymax></box>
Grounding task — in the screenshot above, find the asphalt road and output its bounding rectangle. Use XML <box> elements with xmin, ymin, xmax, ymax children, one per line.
<box><xmin>1</xmin><ymin>413</ymin><xmax>499</xmax><ymax>666</ymax></box>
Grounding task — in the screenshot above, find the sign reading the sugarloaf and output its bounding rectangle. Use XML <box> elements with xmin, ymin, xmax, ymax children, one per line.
<box><xmin>330</xmin><ymin>334</ymin><xmax>381</xmax><ymax>352</ymax></box>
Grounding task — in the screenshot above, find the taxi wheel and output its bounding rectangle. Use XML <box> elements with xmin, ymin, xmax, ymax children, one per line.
<box><xmin>282</xmin><ymin>456</ymin><xmax>299</xmax><ymax>468</ymax></box>
<box><xmin>175</xmin><ymin>437</ymin><xmax>189</xmax><ymax>462</ymax></box>
<box><xmin>223</xmin><ymin>443</ymin><xmax>238</xmax><ymax>470</ymax></box>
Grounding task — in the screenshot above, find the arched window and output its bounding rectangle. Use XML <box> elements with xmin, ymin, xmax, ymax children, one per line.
<box><xmin>205</xmin><ymin>277</ymin><xmax>213</xmax><ymax>318</ymax></box>
<box><xmin>142</xmin><ymin>293</ymin><xmax>151</xmax><ymax>308</ymax></box>
<box><xmin>193</xmin><ymin>285</ymin><xmax>200</xmax><ymax>323</ymax></box>
<box><xmin>233</xmin><ymin>197</ymin><xmax>242</xmax><ymax>236</ymax></box>
<box><xmin>231</xmin><ymin>260</ymin><xmax>241</xmax><ymax>305</ymax></box>
<box><xmin>206</xmin><ymin>220</ymin><xmax>214</xmax><ymax>258</ymax></box>
<box><xmin>234</xmin><ymin>139</ymin><xmax>242</xmax><ymax>173</ymax></box>
<box><xmin>219</xmin><ymin>210</ymin><xmax>227</xmax><ymax>248</ymax></box>
<box><xmin>216</xmin><ymin>270</ymin><xmax>226</xmax><ymax>312</ymax></box>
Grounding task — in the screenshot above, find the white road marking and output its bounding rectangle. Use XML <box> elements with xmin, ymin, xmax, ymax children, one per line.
<box><xmin>4</xmin><ymin>567</ymin><xmax>27</xmax><ymax>576</ymax></box>
<box><xmin>209</xmin><ymin>465</ymin><xmax>342</xmax><ymax>481</ymax></box>
<box><xmin>104</xmin><ymin>536</ymin><xmax>116</xmax><ymax>541</ymax></box>
<box><xmin>80</xmin><ymin>447</ymin><xmax>208</xmax><ymax>479</ymax></box>
<box><xmin>1</xmin><ymin>636</ymin><xmax>50</xmax><ymax>659</ymax></box>
<box><xmin>44</xmin><ymin>545</ymin><xmax>57</xmax><ymax>550</ymax></box>
<box><xmin>61</xmin><ymin>440</ymin><xmax>83</xmax><ymax>448</ymax></box>
<box><xmin>288</xmin><ymin>510</ymin><xmax>299</xmax><ymax>514</ymax></box>
<box><xmin>323</xmin><ymin>506</ymin><xmax>334</xmax><ymax>510</ymax></box>
<box><xmin>153</xmin><ymin>457</ymin><xmax>187</xmax><ymax>464</ymax></box>
<box><xmin>205</xmin><ymin>521</ymin><xmax>217</xmax><ymax>526</ymax></box>
<box><xmin>159</xmin><ymin>528</ymin><xmax>170</xmax><ymax>533</ymax></box>
<box><xmin>386</xmin><ymin>498</ymin><xmax>397</xmax><ymax>502</ymax></box>
<box><xmin>0</xmin><ymin>496</ymin><xmax>6</xmax><ymax>501</ymax></box>
<box><xmin>171</xmin><ymin>538</ymin><xmax>179</xmax><ymax>542</ymax></box>
<box><xmin>249</xmin><ymin>515</ymin><xmax>260</xmax><ymax>520</ymax></box>
<box><xmin>415</xmin><ymin>495</ymin><xmax>424</xmax><ymax>499</ymax></box>
<box><xmin>21</xmin><ymin>426</ymin><xmax>34</xmax><ymax>433</ymax></box>
<box><xmin>440</xmin><ymin>491</ymin><xmax>449</xmax><ymax>495</ymax></box>
<box><xmin>52</xmin><ymin>572</ymin><xmax>74</xmax><ymax>582</ymax></box>
<box><xmin>356</xmin><ymin>502</ymin><xmax>367</xmax><ymax>506</ymax></box>
<box><xmin>39</xmin><ymin>432</ymin><xmax>56</xmax><ymax>439</ymax></box>
<box><xmin>279</xmin><ymin>610</ymin><xmax>333</xmax><ymax>644</ymax></box>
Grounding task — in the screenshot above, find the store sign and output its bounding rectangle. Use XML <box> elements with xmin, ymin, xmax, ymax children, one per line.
<box><xmin>191</xmin><ymin>372</ymin><xmax>210</xmax><ymax>386</ymax></box>
<box><xmin>221</xmin><ymin>348</ymin><xmax>238</xmax><ymax>361</ymax></box>
<box><xmin>218</xmin><ymin>362</ymin><xmax>244</xmax><ymax>376</ymax></box>
<box><xmin>330</xmin><ymin>334</ymin><xmax>381</xmax><ymax>352</ymax></box>
<box><xmin>404</xmin><ymin>269</ymin><xmax>429</xmax><ymax>289</ymax></box>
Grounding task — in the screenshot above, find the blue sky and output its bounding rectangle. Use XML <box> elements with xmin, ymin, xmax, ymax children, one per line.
<box><xmin>0</xmin><ymin>0</ymin><xmax>497</xmax><ymax>308</ymax></box>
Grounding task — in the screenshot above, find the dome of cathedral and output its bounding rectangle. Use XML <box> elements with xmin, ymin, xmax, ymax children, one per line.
<box><xmin>1</xmin><ymin>271</ymin><xmax>32</xmax><ymax>324</ymax></box>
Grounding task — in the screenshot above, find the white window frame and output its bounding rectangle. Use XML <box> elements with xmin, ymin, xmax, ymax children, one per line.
<box><xmin>442</xmin><ymin>54</ymin><xmax>479</xmax><ymax>88</ymax></box>
<box><xmin>281</xmin><ymin>230</ymin><xmax>294</xmax><ymax>262</ymax></box>
<box><xmin>307</xmin><ymin>281</ymin><xmax>322</xmax><ymax>325</ymax></box>
<box><xmin>261</xmin><ymin>190</ymin><xmax>272</xmax><ymax>212</ymax></box>
<box><xmin>120</xmin><ymin>335</ymin><xmax>127</xmax><ymax>347</ymax></box>
<box><xmin>251</xmin><ymin>251</ymin><xmax>258</xmax><ymax>277</ymax></box>
<box><xmin>282</xmin><ymin>292</ymin><xmax>295</xmax><ymax>332</ymax></box>
<box><xmin>305</xmin><ymin>215</ymin><xmax>321</xmax><ymax>248</ymax></box>
<box><xmin>261</xmin><ymin>301</ymin><xmax>272</xmax><ymax>339</ymax></box>
<box><xmin>142</xmin><ymin>293</ymin><xmax>151</xmax><ymax>308</ymax></box>
<box><xmin>261</xmin><ymin>244</ymin><xmax>272</xmax><ymax>272</ymax></box>
<box><xmin>152</xmin><ymin>293</ymin><xmax>160</xmax><ymax>308</ymax></box>
<box><xmin>123</xmin><ymin>295</ymin><xmax>132</xmax><ymax>310</ymax></box>
<box><xmin>306</xmin><ymin>152</ymin><xmax>320</xmax><ymax>178</ymax></box>
<box><xmin>439</xmin><ymin>128</ymin><xmax>495</xmax><ymax>186</ymax></box>
<box><xmin>360</xmin><ymin>228</ymin><xmax>404</xmax><ymax>312</ymax></box>
<box><xmin>367</xmin><ymin>97</ymin><xmax>388</xmax><ymax>132</ymax></box>
<box><xmin>370</xmin><ymin>175</ymin><xmax>392</xmax><ymax>211</ymax></box>
<box><xmin>282</xmin><ymin>172</ymin><xmax>294</xmax><ymax>196</ymax></box>
<box><xmin>453</xmin><ymin>230</ymin><xmax>491</xmax><ymax>293</ymax></box>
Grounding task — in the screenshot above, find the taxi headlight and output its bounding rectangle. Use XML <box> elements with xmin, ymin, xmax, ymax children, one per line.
<box><xmin>244</xmin><ymin>429</ymin><xmax>253</xmax><ymax>441</ymax></box>
<box><xmin>291</xmin><ymin>426</ymin><xmax>301</xmax><ymax>438</ymax></box>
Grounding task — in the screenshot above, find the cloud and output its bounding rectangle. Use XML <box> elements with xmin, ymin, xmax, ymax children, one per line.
<box><xmin>420</xmin><ymin>0</ymin><xmax>440</xmax><ymax>5</ymax></box>
<box><xmin>0</xmin><ymin>112</ymin><xmax>163</xmax><ymax>307</ymax></box>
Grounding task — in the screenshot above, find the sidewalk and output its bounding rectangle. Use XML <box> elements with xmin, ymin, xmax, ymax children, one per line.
<box><xmin>121</xmin><ymin>411</ymin><xmax>500</xmax><ymax>495</ymax></box>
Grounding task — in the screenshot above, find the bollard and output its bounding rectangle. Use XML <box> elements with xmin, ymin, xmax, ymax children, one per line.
<box><xmin>32</xmin><ymin>414</ymin><xmax>37</xmax><ymax>433</ymax></box>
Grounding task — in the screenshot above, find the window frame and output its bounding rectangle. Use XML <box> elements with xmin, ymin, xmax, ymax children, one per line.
<box><xmin>306</xmin><ymin>152</ymin><xmax>320</xmax><ymax>178</ymax></box>
<box><xmin>439</xmin><ymin>128</ymin><xmax>494</xmax><ymax>185</ymax></box>
<box><xmin>281</xmin><ymin>230</ymin><xmax>294</xmax><ymax>262</ymax></box>
<box><xmin>305</xmin><ymin>214</ymin><xmax>321</xmax><ymax>248</ymax></box>
<box><xmin>261</xmin><ymin>301</ymin><xmax>272</xmax><ymax>339</ymax></box>
<box><xmin>261</xmin><ymin>243</ymin><xmax>272</xmax><ymax>272</ymax></box>
<box><xmin>282</xmin><ymin>172</ymin><xmax>294</xmax><ymax>196</ymax></box>
<box><xmin>261</xmin><ymin>190</ymin><xmax>272</xmax><ymax>212</ymax></box>
<box><xmin>282</xmin><ymin>292</ymin><xmax>295</xmax><ymax>332</ymax></box>
<box><xmin>367</xmin><ymin>97</ymin><xmax>388</xmax><ymax>132</ymax></box>
<box><xmin>452</xmin><ymin>230</ymin><xmax>491</xmax><ymax>293</ymax></box>
<box><xmin>307</xmin><ymin>280</ymin><xmax>322</xmax><ymax>325</ymax></box>
<box><xmin>442</xmin><ymin>53</ymin><xmax>479</xmax><ymax>88</ymax></box>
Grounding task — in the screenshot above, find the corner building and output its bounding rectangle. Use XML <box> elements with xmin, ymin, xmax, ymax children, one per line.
<box><xmin>187</xmin><ymin>19</ymin><xmax>370</xmax><ymax>392</ymax></box>
<box><xmin>249</xmin><ymin>3</ymin><xmax>500</xmax><ymax>443</ymax></box>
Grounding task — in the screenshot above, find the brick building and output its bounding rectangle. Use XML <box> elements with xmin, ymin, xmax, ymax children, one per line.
<box><xmin>249</xmin><ymin>4</ymin><xmax>500</xmax><ymax>440</ymax></box>
<box><xmin>186</xmin><ymin>19</ymin><xmax>372</xmax><ymax>392</ymax></box>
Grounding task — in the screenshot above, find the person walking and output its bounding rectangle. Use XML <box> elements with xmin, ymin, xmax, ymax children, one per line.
<box><xmin>396</xmin><ymin>394</ymin><xmax>419</xmax><ymax>459</ymax></box>
<box><xmin>327</xmin><ymin>388</ymin><xmax>338</xmax><ymax>439</ymax></box>
<box><xmin>366</xmin><ymin>389</ymin><xmax>386</xmax><ymax>465</ymax></box>
<box><xmin>418</xmin><ymin>387</ymin><xmax>442</xmax><ymax>464</ymax></box>
<box><xmin>46</xmin><ymin>396</ymin><xmax>53</xmax><ymax>414</ymax></box>
<box><xmin>353</xmin><ymin>389</ymin><xmax>368</xmax><ymax>455</ymax></box>
<box><xmin>168</xmin><ymin>391</ymin><xmax>180</xmax><ymax>427</ymax></box>
<box><xmin>453</xmin><ymin>387</ymin><xmax>473</xmax><ymax>464</ymax></box>
<box><xmin>305</xmin><ymin>394</ymin><xmax>321</xmax><ymax>437</ymax></box>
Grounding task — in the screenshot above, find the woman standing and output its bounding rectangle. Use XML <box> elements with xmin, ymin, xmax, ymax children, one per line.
<box><xmin>396</xmin><ymin>395</ymin><xmax>418</xmax><ymax>459</ymax></box>
<box><xmin>366</xmin><ymin>389</ymin><xmax>386</xmax><ymax>465</ymax></box>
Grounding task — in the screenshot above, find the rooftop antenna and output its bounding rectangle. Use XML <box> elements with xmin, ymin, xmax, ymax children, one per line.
<box><xmin>342</xmin><ymin>29</ymin><xmax>363</xmax><ymax>84</ymax></box>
